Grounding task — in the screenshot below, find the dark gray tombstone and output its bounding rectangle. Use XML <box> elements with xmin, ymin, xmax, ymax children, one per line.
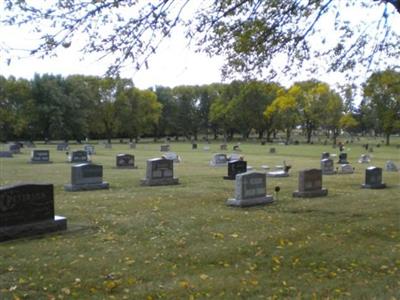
<box><xmin>0</xmin><ymin>151</ymin><xmax>13</xmax><ymax>158</ymax></box>
<box><xmin>220</xmin><ymin>144</ymin><xmax>227</xmax><ymax>151</ymax></box>
<box><xmin>64</xmin><ymin>163</ymin><xmax>109</xmax><ymax>191</ymax></box>
<box><xmin>57</xmin><ymin>143</ymin><xmax>69</xmax><ymax>151</ymax></box>
<box><xmin>320</xmin><ymin>158</ymin><xmax>336</xmax><ymax>175</ymax></box>
<box><xmin>30</xmin><ymin>150</ymin><xmax>52</xmax><ymax>164</ymax></box>
<box><xmin>192</xmin><ymin>143</ymin><xmax>198</xmax><ymax>150</ymax></box>
<box><xmin>210</xmin><ymin>153</ymin><xmax>228</xmax><ymax>167</ymax></box>
<box><xmin>84</xmin><ymin>144</ymin><xmax>95</xmax><ymax>155</ymax></box>
<box><xmin>269</xmin><ymin>147</ymin><xmax>276</xmax><ymax>154</ymax></box>
<box><xmin>116</xmin><ymin>154</ymin><xmax>137</xmax><ymax>169</ymax></box>
<box><xmin>361</xmin><ymin>166</ymin><xmax>386</xmax><ymax>189</ymax></box>
<box><xmin>141</xmin><ymin>158</ymin><xmax>179</xmax><ymax>186</ymax></box>
<box><xmin>321</xmin><ymin>152</ymin><xmax>330</xmax><ymax>159</ymax></box>
<box><xmin>160</xmin><ymin>144</ymin><xmax>170</xmax><ymax>152</ymax></box>
<box><xmin>337</xmin><ymin>153</ymin><xmax>348</xmax><ymax>164</ymax></box>
<box><xmin>385</xmin><ymin>160</ymin><xmax>398</xmax><ymax>172</ymax></box>
<box><xmin>68</xmin><ymin>150</ymin><xmax>90</xmax><ymax>163</ymax></box>
<box><xmin>8</xmin><ymin>143</ymin><xmax>21</xmax><ymax>154</ymax></box>
<box><xmin>0</xmin><ymin>184</ymin><xmax>67</xmax><ymax>242</ymax></box>
<box><xmin>293</xmin><ymin>169</ymin><xmax>328</xmax><ymax>198</ymax></box>
<box><xmin>226</xmin><ymin>172</ymin><xmax>274</xmax><ymax>207</ymax></box>
<box><xmin>224</xmin><ymin>160</ymin><xmax>247</xmax><ymax>180</ymax></box>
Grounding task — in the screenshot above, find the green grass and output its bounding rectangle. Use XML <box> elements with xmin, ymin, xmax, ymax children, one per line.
<box><xmin>0</xmin><ymin>139</ymin><xmax>399</xmax><ymax>299</ymax></box>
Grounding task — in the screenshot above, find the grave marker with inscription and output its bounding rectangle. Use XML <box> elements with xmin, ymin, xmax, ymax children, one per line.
<box><xmin>141</xmin><ymin>158</ymin><xmax>179</xmax><ymax>186</ymax></box>
<box><xmin>57</xmin><ymin>143</ymin><xmax>69</xmax><ymax>151</ymax></box>
<box><xmin>160</xmin><ymin>144</ymin><xmax>170</xmax><ymax>152</ymax></box>
<box><xmin>30</xmin><ymin>150</ymin><xmax>52</xmax><ymax>164</ymax></box>
<box><xmin>68</xmin><ymin>150</ymin><xmax>90</xmax><ymax>163</ymax></box>
<box><xmin>293</xmin><ymin>169</ymin><xmax>328</xmax><ymax>198</ymax></box>
<box><xmin>210</xmin><ymin>153</ymin><xmax>228</xmax><ymax>167</ymax></box>
<box><xmin>0</xmin><ymin>184</ymin><xmax>67</xmax><ymax>242</ymax></box>
<box><xmin>321</xmin><ymin>158</ymin><xmax>336</xmax><ymax>175</ymax></box>
<box><xmin>226</xmin><ymin>172</ymin><xmax>274</xmax><ymax>207</ymax></box>
<box><xmin>361</xmin><ymin>166</ymin><xmax>386</xmax><ymax>189</ymax></box>
<box><xmin>224</xmin><ymin>160</ymin><xmax>247</xmax><ymax>180</ymax></box>
<box><xmin>64</xmin><ymin>163</ymin><xmax>109</xmax><ymax>191</ymax></box>
<box><xmin>0</xmin><ymin>151</ymin><xmax>13</xmax><ymax>158</ymax></box>
<box><xmin>116</xmin><ymin>154</ymin><xmax>137</xmax><ymax>169</ymax></box>
<box><xmin>338</xmin><ymin>164</ymin><xmax>354</xmax><ymax>174</ymax></box>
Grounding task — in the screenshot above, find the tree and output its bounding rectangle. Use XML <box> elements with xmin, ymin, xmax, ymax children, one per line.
<box><xmin>363</xmin><ymin>69</ymin><xmax>400</xmax><ymax>145</ymax></box>
<box><xmin>2</xmin><ymin>1</ymin><xmax>399</xmax><ymax>79</ymax></box>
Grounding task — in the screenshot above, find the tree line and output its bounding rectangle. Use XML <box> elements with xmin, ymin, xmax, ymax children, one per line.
<box><xmin>1</xmin><ymin>69</ymin><xmax>399</xmax><ymax>145</ymax></box>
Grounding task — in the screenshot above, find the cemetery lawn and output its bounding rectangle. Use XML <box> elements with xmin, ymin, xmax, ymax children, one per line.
<box><xmin>0</xmin><ymin>139</ymin><xmax>399</xmax><ymax>299</ymax></box>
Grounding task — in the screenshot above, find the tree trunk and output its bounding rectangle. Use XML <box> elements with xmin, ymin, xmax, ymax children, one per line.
<box><xmin>285</xmin><ymin>128</ymin><xmax>291</xmax><ymax>144</ymax></box>
<box><xmin>386</xmin><ymin>133</ymin><xmax>390</xmax><ymax>145</ymax></box>
<box><xmin>258</xmin><ymin>130</ymin><xmax>264</xmax><ymax>139</ymax></box>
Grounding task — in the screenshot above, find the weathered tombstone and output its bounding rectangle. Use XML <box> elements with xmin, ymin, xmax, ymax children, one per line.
<box><xmin>129</xmin><ymin>142</ymin><xmax>136</xmax><ymax>149</ymax></box>
<box><xmin>228</xmin><ymin>153</ymin><xmax>242</xmax><ymax>162</ymax></box>
<box><xmin>321</xmin><ymin>152</ymin><xmax>330</xmax><ymax>159</ymax></box>
<box><xmin>267</xmin><ymin>161</ymin><xmax>291</xmax><ymax>177</ymax></box>
<box><xmin>64</xmin><ymin>163</ymin><xmax>109</xmax><ymax>191</ymax></box>
<box><xmin>337</xmin><ymin>152</ymin><xmax>348</xmax><ymax>164</ymax></box>
<box><xmin>141</xmin><ymin>158</ymin><xmax>179</xmax><ymax>186</ymax></box>
<box><xmin>203</xmin><ymin>145</ymin><xmax>210</xmax><ymax>151</ymax></box>
<box><xmin>24</xmin><ymin>141</ymin><xmax>36</xmax><ymax>148</ymax></box>
<box><xmin>224</xmin><ymin>160</ymin><xmax>247</xmax><ymax>180</ymax></box>
<box><xmin>30</xmin><ymin>150</ymin><xmax>52</xmax><ymax>164</ymax></box>
<box><xmin>0</xmin><ymin>151</ymin><xmax>13</xmax><ymax>158</ymax></box>
<box><xmin>385</xmin><ymin>160</ymin><xmax>398</xmax><ymax>172</ymax></box>
<box><xmin>361</xmin><ymin>166</ymin><xmax>386</xmax><ymax>189</ymax></box>
<box><xmin>269</xmin><ymin>147</ymin><xmax>276</xmax><ymax>154</ymax></box>
<box><xmin>338</xmin><ymin>164</ymin><xmax>354</xmax><ymax>174</ymax></box>
<box><xmin>210</xmin><ymin>153</ymin><xmax>228</xmax><ymax>167</ymax></box>
<box><xmin>84</xmin><ymin>144</ymin><xmax>95</xmax><ymax>155</ymax></box>
<box><xmin>358</xmin><ymin>154</ymin><xmax>370</xmax><ymax>164</ymax></box>
<box><xmin>8</xmin><ymin>143</ymin><xmax>21</xmax><ymax>154</ymax></box>
<box><xmin>116</xmin><ymin>154</ymin><xmax>137</xmax><ymax>169</ymax></box>
<box><xmin>104</xmin><ymin>143</ymin><xmax>112</xmax><ymax>149</ymax></box>
<box><xmin>57</xmin><ymin>143</ymin><xmax>69</xmax><ymax>151</ymax></box>
<box><xmin>220</xmin><ymin>144</ymin><xmax>227</xmax><ymax>151</ymax></box>
<box><xmin>226</xmin><ymin>172</ymin><xmax>274</xmax><ymax>207</ymax></box>
<box><xmin>68</xmin><ymin>150</ymin><xmax>90</xmax><ymax>163</ymax></box>
<box><xmin>192</xmin><ymin>143</ymin><xmax>198</xmax><ymax>150</ymax></box>
<box><xmin>320</xmin><ymin>158</ymin><xmax>336</xmax><ymax>175</ymax></box>
<box><xmin>0</xmin><ymin>184</ymin><xmax>67</xmax><ymax>242</ymax></box>
<box><xmin>162</xmin><ymin>152</ymin><xmax>181</xmax><ymax>163</ymax></box>
<box><xmin>293</xmin><ymin>169</ymin><xmax>328</xmax><ymax>198</ymax></box>
<box><xmin>160</xmin><ymin>144</ymin><xmax>170</xmax><ymax>152</ymax></box>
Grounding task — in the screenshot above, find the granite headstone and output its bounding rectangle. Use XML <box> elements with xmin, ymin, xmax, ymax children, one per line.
<box><xmin>293</xmin><ymin>169</ymin><xmax>328</xmax><ymax>198</ymax></box>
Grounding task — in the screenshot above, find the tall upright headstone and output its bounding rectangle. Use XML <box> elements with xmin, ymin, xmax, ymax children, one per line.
<box><xmin>361</xmin><ymin>166</ymin><xmax>386</xmax><ymax>189</ymax></box>
<box><xmin>141</xmin><ymin>158</ymin><xmax>179</xmax><ymax>186</ymax></box>
<box><xmin>293</xmin><ymin>169</ymin><xmax>328</xmax><ymax>198</ymax></box>
<box><xmin>226</xmin><ymin>172</ymin><xmax>274</xmax><ymax>207</ymax></box>
<box><xmin>0</xmin><ymin>184</ymin><xmax>67</xmax><ymax>242</ymax></box>
<box><xmin>320</xmin><ymin>158</ymin><xmax>336</xmax><ymax>175</ymax></box>
<box><xmin>224</xmin><ymin>160</ymin><xmax>247</xmax><ymax>180</ymax></box>
<box><xmin>64</xmin><ymin>163</ymin><xmax>109</xmax><ymax>191</ymax></box>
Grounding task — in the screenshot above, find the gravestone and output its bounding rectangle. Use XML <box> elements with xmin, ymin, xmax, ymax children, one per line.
<box><xmin>64</xmin><ymin>163</ymin><xmax>109</xmax><ymax>191</ymax></box>
<box><xmin>361</xmin><ymin>166</ymin><xmax>386</xmax><ymax>189</ymax></box>
<box><xmin>224</xmin><ymin>160</ymin><xmax>247</xmax><ymax>180</ymax></box>
<box><xmin>228</xmin><ymin>153</ymin><xmax>242</xmax><ymax>162</ymax></box>
<box><xmin>261</xmin><ymin>140</ymin><xmax>266</xmax><ymax>145</ymax></box>
<box><xmin>162</xmin><ymin>152</ymin><xmax>181</xmax><ymax>163</ymax></box>
<box><xmin>68</xmin><ymin>150</ymin><xmax>90</xmax><ymax>163</ymax></box>
<box><xmin>192</xmin><ymin>143</ymin><xmax>198</xmax><ymax>150</ymax></box>
<box><xmin>141</xmin><ymin>158</ymin><xmax>179</xmax><ymax>186</ymax></box>
<box><xmin>293</xmin><ymin>169</ymin><xmax>328</xmax><ymax>198</ymax></box>
<box><xmin>160</xmin><ymin>144</ymin><xmax>170</xmax><ymax>152</ymax></box>
<box><xmin>226</xmin><ymin>172</ymin><xmax>274</xmax><ymax>207</ymax></box>
<box><xmin>203</xmin><ymin>145</ymin><xmax>210</xmax><ymax>151</ymax></box>
<box><xmin>233</xmin><ymin>144</ymin><xmax>241</xmax><ymax>151</ymax></box>
<box><xmin>116</xmin><ymin>154</ymin><xmax>137</xmax><ymax>169</ymax></box>
<box><xmin>358</xmin><ymin>154</ymin><xmax>370</xmax><ymax>164</ymax></box>
<box><xmin>321</xmin><ymin>152</ymin><xmax>330</xmax><ymax>159</ymax></box>
<box><xmin>267</xmin><ymin>161</ymin><xmax>291</xmax><ymax>177</ymax></box>
<box><xmin>129</xmin><ymin>142</ymin><xmax>136</xmax><ymax>149</ymax></box>
<box><xmin>338</xmin><ymin>164</ymin><xmax>354</xmax><ymax>174</ymax></box>
<box><xmin>337</xmin><ymin>153</ymin><xmax>348</xmax><ymax>164</ymax></box>
<box><xmin>368</xmin><ymin>147</ymin><xmax>374</xmax><ymax>153</ymax></box>
<box><xmin>24</xmin><ymin>141</ymin><xmax>35</xmax><ymax>148</ymax></box>
<box><xmin>269</xmin><ymin>147</ymin><xmax>276</xmax><ymax>154</ymax></box>
<box><xmin>104</xmin><ymin>143</ymin><xmax>112</xmax><ymax>149</ymax></box>
<box><xmin>0</xmin><ymin>184</ymin><xmax>67</xmax><ymax>242</ymax></box>
<box><xmin>210</xmin><ymin>153</ymin><xmax>228</xmax><ymax>167</ymax></box>
<box><xmin>220</xmin><ymin>144</ymin><xmax>227</xmax><ymax>151</ymax></box>
<box><xmin>84</xmin><ymin>144</ymin><xmax>95</xmax><ymax>155</ymax></box>
<box><xmin>320</xmin><ymin>158</ymin><xmax>336</xmax><ymax>175</ymax></box>
<box><xmin>8</xmin><ymin>143</ymin><xmax>21</xmax><ymax>154</ymax></box>
<box><xmin>0</xmin><ymin>151</ymin><xmax>13</xmax><ymax>158</ymax></box>
<box><xmin>385</xmin><ymin>160</ymin><xmax>398</xmax><ymax>172</ymax></box>
<box><xmin>30</xmin><ymin>150</ymin><xmax>52</xmax><ymax>164</ymax></box>
<box><xmin>57</xmin><ymin>143</ymin><xmax>69</xmax><ymax>151</ymax></box>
